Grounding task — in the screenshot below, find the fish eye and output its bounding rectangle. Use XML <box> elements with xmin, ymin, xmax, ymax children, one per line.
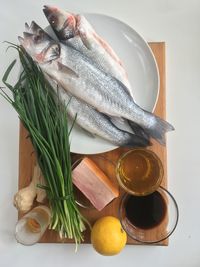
<box><xmin>53</xmin><ymin>45</ymin><xmax>60</xmax><ymax>55</ymax></box>
<box><xmin>49</xmin><ymin>15</ymin><xmax>57</xmax><ymax>26</ymax></box>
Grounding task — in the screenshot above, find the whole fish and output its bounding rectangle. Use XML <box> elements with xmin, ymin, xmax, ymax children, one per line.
<box><xmin>19</xmin><ymin>22</ymin><xmax>174</xmax><ymax>145</ymax></box>
<box><xmin>43</xmin><ymin>5</ymin><xmax>132</xmax><ymax>93</ymax></box>
<box><xmin>25</xmin><ymin>21</ymin><xmax>149</xmax><ymax>142</ymax></box>
<box><xmin>58</xmin><ymin>87</ymin><xmax>150</xmax><ymax>147</ymax></box>
<box><xmin>42</xmin><ymin>7</ymin><xmax>152</xmax><ymax>138</ymax></box>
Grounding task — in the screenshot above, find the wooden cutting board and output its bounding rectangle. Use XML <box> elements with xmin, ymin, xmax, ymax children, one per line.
<box><xmin>18</xmin><ymin>42</ymin><xmax>168</xmax><ymax>245</ymax></box>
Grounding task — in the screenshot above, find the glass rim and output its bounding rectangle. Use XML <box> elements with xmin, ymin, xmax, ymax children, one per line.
<box><xmin>116</xmin><ymin>148</ymin><xmax>164</xmax><ymax>196</ymax></box>
<box><xmin>118</xmin><ymin>186</ymin><xmax>179</xmax><ymax>244</ymax></box>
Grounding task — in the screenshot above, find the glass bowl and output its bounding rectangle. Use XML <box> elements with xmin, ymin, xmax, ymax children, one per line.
<box><xmin>118</xmin><ymin>186</ymin><xmax>179</xmax><ymax>244</ymax></box>
<box><xmin>116</xmin><ymin>148</ymin><xmax>164</xmax><ymax>196</ymax></box>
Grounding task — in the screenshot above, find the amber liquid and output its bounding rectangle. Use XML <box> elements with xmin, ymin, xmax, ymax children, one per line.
<box><xmin>26</xmin><ymin>218</ymin><xmax>41</xmax><ymax>233</ymax></box>
<box><xmin>118</xmin><ymin>149</ymin><xmax>162</xmax><ymax>195</ymax></box>
<box><xmin>125</xmin><ymin>191</ymin><xmax>167</xmax><ymax>229</ymax></box>
<box><xmin>15</xmin><ymin>206</ymin><xmax>51</xmax><ymax>245</ymax></box>
<box><xmin>25</xmin><ymin>206</ymin><xmax>50</xmax><ymax>233</ymax></box>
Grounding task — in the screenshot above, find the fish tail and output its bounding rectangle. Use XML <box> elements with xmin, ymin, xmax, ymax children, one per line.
<box><xmin>124</xmin><ymin>133</ymin><xmax>151</xmax><ymax>148</ymax></box>
<box><xmin>109</xmin><ymin>118</ymin><xmax>151</xmax><ymax>147</ymax></box>
<box><xmin>145</xmin><ymin>117</ymin><xmax>174</xmax><ymax>145</ymax></box>
<box><xmin>127</xmin><ymin>120</ymin><xmax>150</xmax><ymax>141</ymax></box>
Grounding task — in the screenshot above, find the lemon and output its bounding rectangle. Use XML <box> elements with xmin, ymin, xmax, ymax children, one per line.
<box><xmin>91</xmin><ymin>216</ymin><xmax>127</xmax><ymax>256</ymax></box>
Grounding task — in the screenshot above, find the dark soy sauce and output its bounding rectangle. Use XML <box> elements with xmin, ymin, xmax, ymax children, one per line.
<box><xmin>125</xmin><ymin>191</ymin><xmax>167</xmax><ymax>229</ymax></box>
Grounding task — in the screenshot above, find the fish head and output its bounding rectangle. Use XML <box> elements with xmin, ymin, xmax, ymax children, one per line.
<box><xmin>19</xmin><ymin>22</ymin><xmax>60</xmax><ymax>64</ymax></box>
<box><xmin>25</xmin><ymin>21</ymin><xmax>44</xmax><ymax>35</ymax></box>
<box><xmin>43</xmin><ymin>5</ymin><xmax>76</xmax><ymax>40</ymax></box>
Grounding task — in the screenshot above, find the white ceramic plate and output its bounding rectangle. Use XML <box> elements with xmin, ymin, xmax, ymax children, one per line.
<box><xmin>68</xmin><ymin>14</ymin><xmax>159</xmax><ymax>154</ymax></box>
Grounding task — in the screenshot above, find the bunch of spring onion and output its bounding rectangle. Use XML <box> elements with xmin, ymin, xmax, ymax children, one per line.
<box><xmin>1</xmin><ymin>44</ymin><xmax>88</xmax><ymax>247</ymax></box>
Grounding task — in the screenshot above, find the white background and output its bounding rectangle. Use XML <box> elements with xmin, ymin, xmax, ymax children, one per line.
<box><xmin>0</xmin><ymin>0</ymin><xmax>199</xmax><ymax>266</ymax></box>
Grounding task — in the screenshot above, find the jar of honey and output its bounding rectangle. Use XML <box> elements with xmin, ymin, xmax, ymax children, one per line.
<box><xmin>116</xmin><ymin>149</ymin><xmax>164</xmax><ymax>196</ymax></box>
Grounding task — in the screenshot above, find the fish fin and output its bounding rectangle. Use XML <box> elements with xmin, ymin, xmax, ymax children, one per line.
<box><xmin>110</xmin><ymin>116</ymin><xmax>134</xmax><ymax>133</ymax></box>
<box><xmin>78</xmin><ymin>30</ymin><xmax>92</xmax><ymax>50</ymax></box>
<box><xmin>124</xmin><ymin>133</ymin><xmax>151</xmax><ymax>148</ymax></box>
<box><xmin>128</xmin><ymin>120</ymin><xmax>150</xmax><ymax>141</ymax></box>
<box><xmin>57</xmin><ymin>62</ymin><xmax>79</xmax><ymax>78</ymax></box>
<box><xmin>107</xmin><ymin>116</ymin><xmax>151</xmax><ymax>147</ymax></box>
<box><xmin>110</xmin><ymin>116</ymin><xmax>126</xmax><ymax>126</ymax></box>
<box><xmin>110</xmin><ymin>117</ymin><xmax>150</xmax><ymax>144</ymax></box>
<box><xmin>76</xmin><ymin>15</ymin><xmax>93</xmax><ymax>50</ymax></box>
<box><xmin>110</xmin><ymin>116</ymin><xmax>126</xmax><ymax>124</ymax></box>
<box><xmin>72</xmin><ymin>121</ymin><xmax>96</xmax><ymax>138</ymax></box>
<box><xmin>113</xmin><ymin>77</ymin><xmax>134</xmax><ymax>99</ymax></box>
<box><xmin>144</xmin><ymin>116</ymin><xmax>174</xmax><ymax>145</ymax></box>
<box><xmin>82</xmin><ymin>129</ymin><xmax>96</xmax><ymax>138</ymax></box>
<box><xmin>109</xmin><ymin>74</ymin><xmax>133</xmax><ymax>99</ymax></box>
<box><xmin>93</xmin><ymin>32</ymin><xmax>124</xmax><ymax>66</ymax></box>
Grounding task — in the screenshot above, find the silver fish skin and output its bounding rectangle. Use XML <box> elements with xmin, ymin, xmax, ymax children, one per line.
<box><xmin>25</xmin><ymin>18</ymin><xmax>149</xmax><ymax>141</ymax></box>
<box><xmin>43</xmin><ymin>76</ymin><xmax>150</xmax><ymax>147</ymax></box>
<box><xmin>19</xmin><ymin>23</ymin><xmax>174</xmax><ymax>145</ymax></box>
<box><xmin>43</xmin><ymin>6</ymin><xmax>132</xmax><ymax>92</ymax></box>
<box><xmin>59</xmin><ymin>90</ymin><xmax>150</xmax><ymax>147</ymax></box>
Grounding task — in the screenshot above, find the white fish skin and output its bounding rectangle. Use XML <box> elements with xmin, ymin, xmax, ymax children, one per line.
<box><xmin>19</xmin><ymin>22</ymin><xmax>174</xmax><ymax>145</ymax></box>
<box><xmin>43</xmin><ymin>6</ymin><xmax>132</xmax><ymax>93</ymax></box>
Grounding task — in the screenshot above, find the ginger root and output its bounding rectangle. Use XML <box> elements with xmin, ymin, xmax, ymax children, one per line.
<box><xmin>14</xmin><ymin>164</ymin><xmax>46</xmax><ymax>212</ymax></box>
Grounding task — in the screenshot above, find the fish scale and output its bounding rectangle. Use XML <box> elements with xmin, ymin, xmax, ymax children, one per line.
<box><xmin>42</xmin><ymin>43</ymin><xmax>172</xmax><ymax>143</ymax></box>
<box><xmin>53</xmin><ymin>44</ymin><xmax>136</xmax><ymax>116</ymax></box>
<box><xmin>47</xmin><ymin>78</ymin><xmax>149</xmax><ymax>147</ymax></box>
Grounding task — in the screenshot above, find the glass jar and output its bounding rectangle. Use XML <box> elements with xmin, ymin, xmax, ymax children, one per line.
<box><xmin>15</xmin><ymin>205</ymin><xmax>51</xmax><ymax>245</ymax></box>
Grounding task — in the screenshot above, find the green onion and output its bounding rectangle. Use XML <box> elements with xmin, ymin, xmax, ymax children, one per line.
<box><xmin>1</xmin><ymin>44</ymin><xmax>89</xmax><ymax>248</ymax></box>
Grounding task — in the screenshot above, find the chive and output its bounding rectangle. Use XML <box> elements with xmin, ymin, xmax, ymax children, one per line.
<box><xmin>1</xmin><ymin>45</ymin><xmax>89</xmax><ymax>247</ymax></box>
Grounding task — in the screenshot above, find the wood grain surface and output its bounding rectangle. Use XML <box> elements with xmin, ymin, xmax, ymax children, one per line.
<box><xmin>18</xmin><ymin>42</ymin><xmax>168</xmax><ymax>245</ymax></box>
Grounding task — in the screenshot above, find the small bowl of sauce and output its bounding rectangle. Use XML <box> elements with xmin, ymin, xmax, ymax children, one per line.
<box><xmin>116</xmin><ymin>148</ymin><xmax>164</xmax><ymax>196</ymax></box>
<box><xmin>119</xmin><ymin>187</ymin><xmax>179</xmax><ymax>243</ymax></box>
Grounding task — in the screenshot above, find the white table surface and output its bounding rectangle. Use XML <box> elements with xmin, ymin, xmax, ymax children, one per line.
<box><xmin>0</xmin><ymin>0</ymin><xmax>199</xmax><ymax>266</ymax></box>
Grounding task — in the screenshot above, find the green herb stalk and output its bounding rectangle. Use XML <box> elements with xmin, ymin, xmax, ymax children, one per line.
<box><xmin>1</xmin><ymin>44</ymin><xmax>88</xmax><ymax>247</ymax></box>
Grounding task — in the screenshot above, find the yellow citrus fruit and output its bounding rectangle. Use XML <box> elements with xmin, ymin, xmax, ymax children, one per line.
<box><xmin>91</xmin><ymin>216</ymin><xmax>127</xmax><ymax>256</ymax></box>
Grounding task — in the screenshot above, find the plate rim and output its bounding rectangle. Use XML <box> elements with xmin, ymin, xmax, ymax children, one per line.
<box><xmin>83</xmin><ymin>12</ymin><xmax>160</xmax><ymax>113</ymax></box>
<box><xmin>48</xmin><ymin>13</ymin><xmax>160</xmax><ymax>154</ymax></box>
